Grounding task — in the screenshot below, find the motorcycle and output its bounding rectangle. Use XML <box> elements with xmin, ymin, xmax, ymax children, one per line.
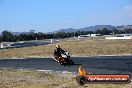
<box><xmin>53</xmin><ymin>51</ymin><xmax>74</xmax><ymax>65</ymax></box>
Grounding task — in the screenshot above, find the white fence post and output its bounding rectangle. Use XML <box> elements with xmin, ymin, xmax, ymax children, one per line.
<box><xmin>0</xmin><ymin>43</ymin><xmax>3</xmax><ymax>48</ymax></box>
<box><xmin>78</xmin><ymin>36</ymin><xmax>80</xmax><ymax>40</ymax></box>
<box><xmin>51</xmin><ymin>39</ymin><xmax>53</xmax><ymax>43</ymax></box>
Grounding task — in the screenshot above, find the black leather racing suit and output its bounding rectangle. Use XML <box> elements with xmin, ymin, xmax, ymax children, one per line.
<box><xmin>54</xmin><ymin>48</ymin><xmax>64</xmax><ymax>57</ymax></box>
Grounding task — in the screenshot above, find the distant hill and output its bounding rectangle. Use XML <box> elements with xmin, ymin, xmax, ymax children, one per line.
<box><xmin>56</xmin><ymin>28</ymin><xmax>77</xmax><ymax>32</ymax></box>
<box><xmin>56</xmin><ymin>25</ymin><xmax>115</xmax><ymax>32</ymax></box>
<box><xmin>11</xmin><ymin>32</ymin><xmax>30</xmax><ymax>35</ymax></box>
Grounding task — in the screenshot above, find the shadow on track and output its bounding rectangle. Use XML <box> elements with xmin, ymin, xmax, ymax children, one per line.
<box><xmin>73</xmin><ymin>63</ymin><xmax>82</xmax><ymax>65</ymax></box>
<box><xmin>63</xmin><ymin>63</ymin><xmax>82</xmax><ymax>66</ymax></box>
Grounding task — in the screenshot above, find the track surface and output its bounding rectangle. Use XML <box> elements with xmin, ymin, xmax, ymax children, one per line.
<box><xmin>0</xmin><ymin>56</ymin><xmax>132</xmax><ymax>76</ymax></box>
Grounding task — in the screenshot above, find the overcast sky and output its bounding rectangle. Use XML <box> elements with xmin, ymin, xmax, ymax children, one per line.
<box><xmin>0</xmin><ymin>0</ymin><xmax>132</xmax><ymax>32</ymax></box>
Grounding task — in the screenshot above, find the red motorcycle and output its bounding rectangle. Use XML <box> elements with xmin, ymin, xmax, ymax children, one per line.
<box><xmin>53</xmin><ymin>51</ymin><xmax>74</xmax><ymax>65</ymax></box>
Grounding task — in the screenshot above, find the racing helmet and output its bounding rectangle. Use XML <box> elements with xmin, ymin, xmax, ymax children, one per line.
<box><xmin>56</xmin><ymin>45</ymin><xmax>60</xmax><ymax>48</ymax></box>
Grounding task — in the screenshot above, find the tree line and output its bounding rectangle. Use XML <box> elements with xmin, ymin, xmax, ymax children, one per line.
<box><xmin>0</xmin><ymin>28</ymin><xmax>132</xmax><ymax>42</ymax></box>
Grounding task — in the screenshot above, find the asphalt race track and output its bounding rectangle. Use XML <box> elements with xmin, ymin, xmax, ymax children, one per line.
<box><xmin>0</xmin><ymin>56</ymin><xmax>132</xmax><ymax>76</ymax></box>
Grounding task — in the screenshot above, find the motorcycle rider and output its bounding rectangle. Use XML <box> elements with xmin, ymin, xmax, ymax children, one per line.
<box><xmin>54</xmin><ymin>45</ymin><xmax>64</xmax><ymax>61</ymax></box>
<box><xmin>54</xmin><ymin>45</ymin><xmax>74</xmax><ymax>65</ymax></box>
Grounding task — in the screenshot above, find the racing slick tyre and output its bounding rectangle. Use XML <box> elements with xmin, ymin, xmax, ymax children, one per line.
<box><xmin>59</xmin><ymin>60</ymin><xmax>65</xmax><ymax>65</ymax></box>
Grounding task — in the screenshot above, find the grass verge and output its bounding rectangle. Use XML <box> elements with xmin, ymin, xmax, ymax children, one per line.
<box><xmin>0</xmin><ymin>39</ymin><xmax>132</xmax><ymax>58</ymax></box>
<box><xmin>0</xmin><ymin>69</ymin><xmax>131</xmax><ymax>88</ymax></box>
